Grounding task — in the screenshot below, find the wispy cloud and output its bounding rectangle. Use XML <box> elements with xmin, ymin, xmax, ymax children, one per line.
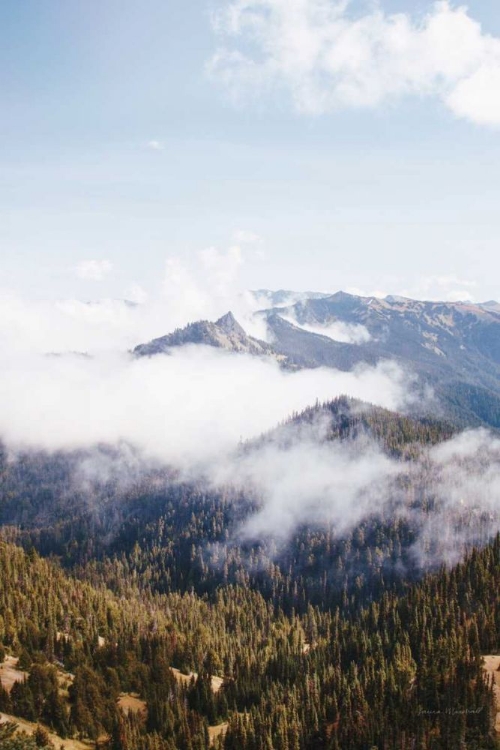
<box><xmin>208</xmin><ymin>0</ymin><xmax>500</xmax><ymax>126</ymax></box>
<box><xmin>207</xmin><ymin>416</ymin><xmax>500</xmax><ymax>566</ymax></box>
<box><xmin>214</xmin><ymin>429</ymin><xmax>399</xmax><ymax>542</ymax></box>
<box><xmin>347</xmin><ymin>274</ymin><xmax>479</xmax><ymax>303</ymax></box>
<box><xmin>146</xmin><ymin>140</ymin><xmax>165</xmax><ymax>151</ymax></box>
<box><xmin>0</xmin><ymin>242</ymin><xmax>264</xmax><ymax>356</ymax></box>
<box><xmin>75</xmin><ymin>259</ymin><xmax>113</xmax><ymax>282</ymax></box>
<box><xmin>232</xmin><ymin>230</ymin><xmax>263</xmax><ymax>244</ymax></box>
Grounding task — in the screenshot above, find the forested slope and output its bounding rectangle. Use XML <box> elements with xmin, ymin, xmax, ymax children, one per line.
<box><xmin>0</xmin><ymin>533</ymin><xmax>499</xmax><ymax>748</ymax></box>
<box><xmin>1</xmin><ymin>398</ymin><xmax>499</xmax><ymax>747</ymax></box>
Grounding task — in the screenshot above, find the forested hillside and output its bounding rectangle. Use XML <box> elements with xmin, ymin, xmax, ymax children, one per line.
<box><xmin>0</xmin><ymin>534</ymin><xmax>499</xmax><ymax>749</ymax></box>
<box><xmin>0</xmin><ymin>398</ymin><xmax>492</xmax><ymax>614</ymax></box>
<box><xmin>3</xmin><ymin>0</ymin><xmax>500</xmax><ymax>740</ymax></box>
<box><xmin>1</xmin><ymin>398</ymin><xmax>499</xmax><ymax>747</ymax></box>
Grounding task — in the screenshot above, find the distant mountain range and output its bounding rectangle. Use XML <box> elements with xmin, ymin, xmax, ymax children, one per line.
<box><xmin>134</xmin><ymin>290</ymin><xmax>500</xmax><ymax>430</ymax></box>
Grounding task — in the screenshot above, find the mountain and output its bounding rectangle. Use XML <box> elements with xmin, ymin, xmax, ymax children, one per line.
<box><xmin>133</xmin><ymin>311</ymin><xmax>280</xmax><ymax>359</ymax></box>
<box><xmin>132</xmin><ymin>293</ymin><xmax>500</xmax><ymax>428</ymax></box>
<box><xmin>259</xmin><ymin>311</ymin><xmax>375</xmax><ymax>370</ymax></box>
<box><xmin>265</xmin><ymin>291</ymin><xmax>500</xmax><ymax>369</ymax></box>
<box><xmin>479</xmin><ymin>300</ymin><xmax>500</xmax><ymax>313</ymax></box>
<box><xmin>262</xmin><ymin>291</ymin><xmax>500</xmax><ymax>428</ymax></box>
<box><xmin>1</xmin><ymin>396</ymin><xmax>499</xmax><ymax>748</ymax></box>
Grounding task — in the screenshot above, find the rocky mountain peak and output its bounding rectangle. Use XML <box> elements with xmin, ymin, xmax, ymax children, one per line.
<box><xmin>215</xmin><ymin>311</ymin><xmax>246</xmax><ymax>337</ymax></box>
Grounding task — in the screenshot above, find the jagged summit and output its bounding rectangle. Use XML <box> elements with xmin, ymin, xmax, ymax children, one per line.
<box><xmin>133</xmin><ymin>291</ymin><xmax>500</xmax><ymax>429</ymax></box>
<box><xmin>133</xmin><ymin>312</ymin><xmax>281</xmax><ymax>359</ymax></box>
<box><xmin>215</xmin><ymin>311</ymin><xmax>247</xmax><ymax>337</ymax></box>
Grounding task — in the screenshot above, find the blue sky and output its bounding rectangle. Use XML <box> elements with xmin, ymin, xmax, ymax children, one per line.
<box><xmin>2</xmin><ymin>0</ymin><xmax>500</xmax><ymax>304</ymax></box>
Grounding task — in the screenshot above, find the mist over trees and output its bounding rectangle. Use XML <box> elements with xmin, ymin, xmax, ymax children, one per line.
<box><xmin>1</xmin><ymin>398</ymin><xmax>499</xmax><ymax>747</ymax></box>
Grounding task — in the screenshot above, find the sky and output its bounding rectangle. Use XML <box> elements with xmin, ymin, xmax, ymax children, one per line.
<box><xmin>2</xmin><ymin>1</ymin><xmax>500</xmax><ymax>554</ymax></box>
<box><xmin>1</xmin><ymin>0</ymin><xmax>500</xmax><ymax>306</ymax></box>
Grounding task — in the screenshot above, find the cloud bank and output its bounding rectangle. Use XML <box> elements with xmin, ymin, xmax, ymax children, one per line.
<box><xmin>215</xmin><ymin>430</ymin><xmax>399</xmax><ymax>541</ymax></box>
<box><xmin>209</xmin><ymin>0</ymin><xmax>500</xmax><ymax>126</ymax></box>
<box><xmin>0</xmin><ymin>238</ymin><xmax>417</xmax><ymax>469</ymax></box>
<box><xmin>4</xmin><ymin>242</ymin><xmax>498</xmax><ymax>569</ymax></box>
<box><xmin>205</xmin><ymin>416</ymin><xmax>500</xmax><ymax>568</ymax></box>
<box><xmin>0</xmin><ymin>347</ymin><xmax>412</xmax><ymax>467</ymax></box>
<box><xmin>2</xmin><ymin>261</ymin><xmax>499</xmax><ymax>571</ymax></box>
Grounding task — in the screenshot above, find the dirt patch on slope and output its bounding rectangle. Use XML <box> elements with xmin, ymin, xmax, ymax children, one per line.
<box><xmin>483</xmin><ymin>654</ymin><xmax>500</xmax><ymax>735</ymax></box>
<box><xmin>0</xmin><ymin>711</ymin><xmax>92</xmax><ymax>749</ymax></box>
<box><xmin>171</xmin><ymin>667</ymin><xmax>224</xmax><ymax>693</ymax></box>
<box><xmin>118</xmin><ymin>693</ymin><xmax>147</xmax><ymax>715</ymax></box>
<box><xmin>0</xmin><ymin>656</ymin><xmax>27</xmax><ymax>693</ymax></box>
<box><xmin>208</xmin><ymin>722</ymin><xmax>228</xmax><ymax>745</ymax></box>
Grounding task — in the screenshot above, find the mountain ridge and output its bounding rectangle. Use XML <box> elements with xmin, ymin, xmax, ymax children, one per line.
<box><xmin>133</xmin><ymin>290</ymin><xmax>500</xmax><ymax>429</ymax></box>
<box><xmin>133</xmin><ymin>311</ymin><xmax>281</xmax><ymax>359</ymax></box>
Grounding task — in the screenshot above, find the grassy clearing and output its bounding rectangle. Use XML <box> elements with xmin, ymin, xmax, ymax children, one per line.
<box><xmin>170</xmin><ymin>667</ymin><xmax>224</xmax><ymax>693</ymax></box>
<box><xmin>117</xmin><ymin>693</ymin><xmax>147</xmax><ymax>716</ymax></box>
<box><xmin>482</xmin><ymin>654</ymin><xmax>500</xmax><ymax>735</ymax></box>
<box><xmin>208</xmin><ymin>721</ymin><xmax>228</xmax><ymax>745</ymax></box>
<box><xmin>0</xmin><ymin>656</ymin><xmax>27</xmax><ymax>693</ymax></box>
<box><xmin>0</xmin><ymin>711</ymin><xmax>92</xmax><ymax>750</ymax></box>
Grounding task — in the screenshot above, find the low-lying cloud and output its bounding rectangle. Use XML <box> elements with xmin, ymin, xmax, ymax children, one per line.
<box><xmin>281</xmin><ymin>313</ymin><xmax>371</xmax><ymax>344</ymax></box>
<box><xmin>411</xmin><ymin>428</ymin><xmax>500</xmax><ymax>566</ymax></box>
<box><xmin>206</xmin><ymin>419</ymin><xmax>500</xmax><ymax>567</ymax></box>
<box><xmin>3</xmin><ymin>246</ymin><xmax>499</xmax><ymax>572</ymax></box>
<box><xmin>0</xmin><ymin>244</ymin><xmax>416</xmax><ymax>466</ymax></box>
<box><xmin>214</xmin><ymin>432</ymin><xmax>398</xmax><ymax>541</ymax></box>
<box><xmin>0</xmin><ymin>346</ymin><xmax>413</xmax><ymax>467</ymax></box>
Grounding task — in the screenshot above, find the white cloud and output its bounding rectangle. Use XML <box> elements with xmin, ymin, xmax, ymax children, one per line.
<box><xmin>221</xmin><ymin>434</ymin><xmax>399</xmax><ymax>541</ymax></box>
<box><xmin>0</xmin><ymin>243</ymin><xmax>416</xmax><ymax>468</ymax></box>
<box><xmin>232</xmin><ymin>229</ymin><xmax>263</xmax><ymax>244</ymax></box>
<box><xmin>399</xmin><ymin>274</ymin><xmax>478</xmax><ymax>302</ymax></box>
<box><xmin>208</xmin><ymin>0</ymin><xmax>500</xmax><ymax>126</ymax></box>
<box><xmin>160</xmin><ymin>244</ymin><xmax>266</xmax><ymax>334</ymax></box>
<box><xmin>281</xmin><ymin>312</ymin><xmax>371</xmax><ymax>344</ymax></box>
<box><xmin>146</xmin><ymin>140</ymin><xmax>165</xmax><ymax>150</ymax></box>
<box><xmin>446</xmin><ymin>62</ymin><xmax>500</xmax><ymax>126</ymax></box>
<box><xmin>0</xmin><ymin>243</ymin><xmax>266</xmax><ymax>356</ymax></box>
<box><xmin>75</xmin><ymin>259</ymin><xmax>113</xmax><ymax>282</ymax></box>
<box><xmin>0</xmin><ymin>345</ymin><xmax>413</xmax><ymax>468</ymax></box>
<box><xmin>125</xmin><ymin>284</ymin><xmax>149</xmax><ymax>305</ymax></box>
<box><xmin>206</xmin><ymin>417</ymin><xmax>500</xmax><ymax>561</ymax></box>
<box><xmin>198</xmin><ymin>244</ymin><xmax>244</xmax><ymax>296</ymax></box>
<box><xmin>409</xmin><ymin>428</ymin><xmax>500</xmax><ymax>566</ymax></box>
<box><xmin>346</xmin><ymin>275</ymin><xmax>479</xmax><ymax>303</ymax></box>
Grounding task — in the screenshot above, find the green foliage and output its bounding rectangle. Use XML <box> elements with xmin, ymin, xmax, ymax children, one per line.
<box><xmin>0</xmin><ymin>533</ymin><xmax>499</xmax><ymax>748</ymax></box>
<box><xmin>0</xmin><ymin>723</ymin><xmax>53</xmax><ymax>750</ymax></box>
<box><xmin>0</xmin><ymin>400</ymin><xmax>499</xmax><ymax>748</ymax></box>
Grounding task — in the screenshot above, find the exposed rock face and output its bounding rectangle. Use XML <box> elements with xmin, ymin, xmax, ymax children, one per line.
<box><xmin>133</xmin><ymin>292</ymin><xmax>500</xmax><ymax>429</ymax></box>
<box><xmin>265</xmin><ymin>292</ymin><xmax>500</xmax><ymax>373</ymax></box>
<box><xmin>261</xmin><ymin>292</ymin><xmax>500</xmax><ymax>428</ymax></box>
<box><xmin>133</xmin><ymin>312</ymin><xmax>279</xmax><ymax>358</ymax></box>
